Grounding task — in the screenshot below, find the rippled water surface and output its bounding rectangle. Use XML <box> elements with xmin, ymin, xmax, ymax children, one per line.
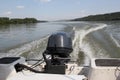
<box><xmin>0</xmin><ymin>21</ymin><xmax>120</xmax><ymax>65</ymax></box>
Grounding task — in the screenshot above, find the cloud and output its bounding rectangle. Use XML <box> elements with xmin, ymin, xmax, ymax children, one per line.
<box><xmin>40</xmin><ymin>0</ymin><xmax>52</xmax><ymax>3</ymax></box>
<box><xmin>16</xmin><ymin>6</ymin><xmax>25</xmax><ymax>9</ymax></box>
<box><xmin>4</xmin><ymin>11</ymin><xmax>12</xmax><ymax>15</ymax></box>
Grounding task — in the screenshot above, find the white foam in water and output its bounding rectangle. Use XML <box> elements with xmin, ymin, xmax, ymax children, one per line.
<box><xmin>110</xmin><ymin>34</ymin><xmax>120</xmax><ymax>48</ymax></box>
<box><xmin>72</xmin><ymin>24</ymin><xmax>107</xmax><ymax>65</ymax></box>
<box><xmin>5</xmin><ymin>36</ymin><xmax>49</xmax><ymax>57</ymax></box>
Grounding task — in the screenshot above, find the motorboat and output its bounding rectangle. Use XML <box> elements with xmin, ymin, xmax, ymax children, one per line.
<box><xmin>0</xmin><ymin>32</ymin><xmax>120</xmax><ymax>80</ymax></box>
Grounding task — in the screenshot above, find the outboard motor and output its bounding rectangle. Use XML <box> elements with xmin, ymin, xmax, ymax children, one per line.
<box><xmin>47</xmin><ymin>32</ymin><xmax>73</xmax><ymax>57</ymax></box>
<box><xmin>43</xmin><ymin>32</ymin><xmax>73</xmax><ymax>74</ymax></box>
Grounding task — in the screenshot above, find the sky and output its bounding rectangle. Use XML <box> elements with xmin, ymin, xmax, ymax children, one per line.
<box><xmin>0</xmin><ymin>0</ymin><xmax>120</xmax><ymax>21</ymax></box>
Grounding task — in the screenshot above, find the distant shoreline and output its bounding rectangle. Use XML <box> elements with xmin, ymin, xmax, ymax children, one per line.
<box><xmin>71</xmin><ymin>12</ymin><xmax>120</xmax><ymax>21</ymax></box>
<box><xmin>0</xmin><ymin>17</ymin><xmax>47</xmax><ymax>25</ymax></box>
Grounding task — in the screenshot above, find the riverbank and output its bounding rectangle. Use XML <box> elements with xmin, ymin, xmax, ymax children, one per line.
<box><xmin>71</xmin><ymin>12</ymin><xmax>120</xmax><ymax>21</ymax></box>
<box><xmin>0</xmin><ymin>17</ymin><xmax>47</xmax><ymax>25</ymax></box>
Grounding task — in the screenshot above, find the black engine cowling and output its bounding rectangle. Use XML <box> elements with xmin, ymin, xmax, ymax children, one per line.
<box><xmin>46</xmin><ymin>32</ymin><xmax>73</xmax><ymax>57</ymax></box>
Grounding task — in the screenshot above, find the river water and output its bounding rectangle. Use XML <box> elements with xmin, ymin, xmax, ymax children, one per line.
<box><xmin>0</xmin><ymin>21</ymin><xmax>120</xmax><ymax>65</ymax></box>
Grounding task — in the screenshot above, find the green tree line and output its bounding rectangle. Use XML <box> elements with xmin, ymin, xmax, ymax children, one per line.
<box><xmin>72</xmin><ymin>12</ymin><xmax>120</xmax><ymax>21</ymax></box>
<box><xmin>0</xmin><ymin>17</ymin><xmax>45</xmax><ymax>24</ymax></box>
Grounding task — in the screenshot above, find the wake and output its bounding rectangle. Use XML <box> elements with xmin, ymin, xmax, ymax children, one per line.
<box><xmin>72</xmin><ymin>23</ymin><xmax>107</xmax><ymax>65</ymax></box>
<box><xmin>1</xmin><ymin>36</ymin><xmax>48</xmax><ymax>59</ymax></box>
